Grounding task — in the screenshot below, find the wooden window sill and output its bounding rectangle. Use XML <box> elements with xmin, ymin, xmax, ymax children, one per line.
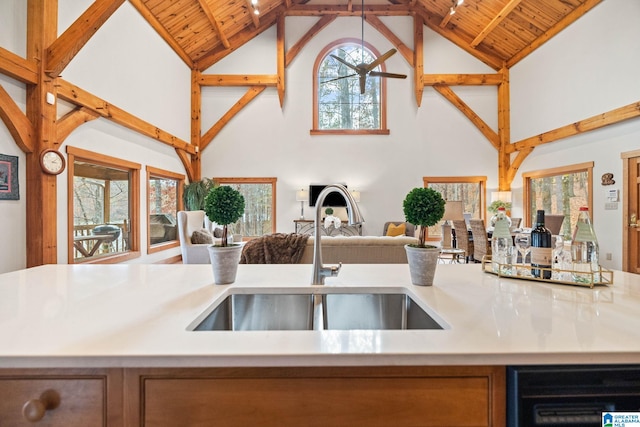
<box><xmin>310</xmin><ymin>129</ymin><xmax>390</xmax><ymax>135</ymax></box>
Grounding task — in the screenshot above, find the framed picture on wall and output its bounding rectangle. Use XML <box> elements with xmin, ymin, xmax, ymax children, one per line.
<box><xmin>0</xmin><ymin>154</ymin><xmax>19</xmax><ymax>200</ymax></box>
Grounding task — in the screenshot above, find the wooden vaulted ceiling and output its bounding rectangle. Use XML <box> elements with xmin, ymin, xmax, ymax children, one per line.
<box><xmin>130</xmin><ymin>0</ymin><xmax>601</xmax><ymax>71</ymax></box>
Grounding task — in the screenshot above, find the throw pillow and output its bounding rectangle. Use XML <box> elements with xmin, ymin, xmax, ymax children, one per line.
<box><xmin>386</xmin><ymin>223</ymin><xmax>406</xmax><ymax>237</ymax></box>
<box><xmin>191</xmin><ymin>229</ymin><xmax>213</xmax><ymax>244</ymax></box>
<box><xmin>213</xmin><ymin>227</ymin><xmax>223</xmax><ymax>238</ymax></box>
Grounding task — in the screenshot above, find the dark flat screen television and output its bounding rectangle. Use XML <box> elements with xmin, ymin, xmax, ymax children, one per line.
<box><xmin>309</xmin><ymin>184</ymin><xmax>348</xmax><ymax>207</ymax></box>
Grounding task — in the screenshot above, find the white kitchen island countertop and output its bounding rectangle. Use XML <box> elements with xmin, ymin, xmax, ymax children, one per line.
<box><xmin>0</xmin><ymin>263</ymin><xmax>638</xmax><ymax>368</ymax></box>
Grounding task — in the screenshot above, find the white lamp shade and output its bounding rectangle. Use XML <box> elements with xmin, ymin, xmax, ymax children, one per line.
<box><xmin>442</xmin><ymin>200</ymin><xmax>464</xmax><ymax>221</ymax></box>
<box><xmin>296</xmin><ymin>189</ymin><xmax>309</xmax><ymax>202</ymax></box>
<box><xmin>491</xmin><ymin>191</ymin><xmax>512</xmax><ymax>203</ymax></box>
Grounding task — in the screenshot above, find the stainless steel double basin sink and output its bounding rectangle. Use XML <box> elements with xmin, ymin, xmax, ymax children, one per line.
<box><xmin>189</xmin><ymin>288</ymin><xmax>445</xmax><ymax>331</ymax></box>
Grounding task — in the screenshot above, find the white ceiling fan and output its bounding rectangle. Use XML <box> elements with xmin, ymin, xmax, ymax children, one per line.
<box><xmin>323</xmin><ymin>0</ymin><xmax>407</xmax><ymax>94</ymax></box>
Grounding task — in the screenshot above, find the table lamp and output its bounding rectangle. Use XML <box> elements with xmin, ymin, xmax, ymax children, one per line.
<box><xmin>296</xmin><ymin>189</ymin><xmax>309</xmax><ymax>219</ymax></box>
<box><xmin>441</xmin><ymin>200</ymin><xmax>463</xmax><ymax>249</ymax></box>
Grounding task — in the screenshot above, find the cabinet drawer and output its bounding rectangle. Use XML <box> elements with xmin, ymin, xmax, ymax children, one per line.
<box><xmin>131</xmin><ymin>366</ymin><xmax>505</xmax><ymax>427</ymax></box>
<box><xmin>0</xmin><ymin>377</ymin><xmax>105</xmax><ymax>426</ymax></box>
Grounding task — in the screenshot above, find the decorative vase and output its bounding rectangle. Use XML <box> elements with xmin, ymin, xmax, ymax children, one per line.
<box><xmin>207</xmin><ymin>244</ymin><xmax>243</xmax><ymax>285</ymax></box>
<box><xmin>404</xmin><ymin>244</ymin><xmax>440</xmax><ymax>286</ymax></box>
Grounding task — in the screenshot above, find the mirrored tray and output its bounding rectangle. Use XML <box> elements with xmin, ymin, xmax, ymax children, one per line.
<box><xmin>481</xmin><ymin>256</ymin><xmax>613</xmax><ymax>288</ymax></box>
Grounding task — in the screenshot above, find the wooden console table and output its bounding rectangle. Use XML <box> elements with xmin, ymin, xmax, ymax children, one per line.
<box><xmin>294</xmin><ymin>220</ymin><xmax>362</xmax><ymax>236</ymax></box>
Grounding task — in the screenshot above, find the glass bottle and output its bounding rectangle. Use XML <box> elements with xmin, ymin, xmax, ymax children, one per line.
<box><xmin>530</xmin><ymin>210</ymin><xmax>552</xmax><ymax>279</ymax></box>
<box><xmin>571</xmin><ymin>207</ymin><xmax>600</xmax><ymax>284</ymax></box>
<box><xmin>491</xmin><ymin>207</ymin><xmax>513</xmax><ymax>274</ymax></box>
<box><xmin>490</xmin><ymin>206</ymin><xmax>512</xmax><ymax>228</ymax></box>
<box><xmin>552</xmin><ymin>235</ymin><xmax>572</xmax><ymax>281</ymax></box>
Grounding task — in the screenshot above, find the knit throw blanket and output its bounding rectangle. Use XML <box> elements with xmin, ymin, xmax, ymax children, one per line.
<box><xmin>240</xmin><ymin>233</ymin><xmax>310</xmax><ymax>264</ymax></box>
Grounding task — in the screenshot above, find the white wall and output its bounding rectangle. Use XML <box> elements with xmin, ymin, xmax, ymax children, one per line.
<box><xmin>0</xmin><ymin>1</ymin><xmax>191</xmax><ymax>273</ymax></box>
<box><xmin>0</xmin><ymin>0</ymin><xmax>638</xmax><ymax>273</ymax></box>
<box><xmin>0</xmin><ymin>0</ymin><xmax>28</xmax><ymax>273</ymax></box>
<box><xmin>200</xmin><ymin>16</ymin><xmax>498</xmax><ymax>237</ymax></box>
<box><xmin>510</xmin><ymin>0</ymin><xmax>640</xmax><ymax>270</ymax></box>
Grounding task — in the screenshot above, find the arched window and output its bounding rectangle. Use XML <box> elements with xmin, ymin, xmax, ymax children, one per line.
<box><xmin>312</xmin><ymin>38</ymin><xmax>388</xmax><ymax>135</ymax></box>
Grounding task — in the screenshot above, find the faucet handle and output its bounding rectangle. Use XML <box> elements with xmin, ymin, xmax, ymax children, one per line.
<box><xmin>329</xmin><ymin>262</ymin><xmax>342</xmax><ymax>277</ymax></box>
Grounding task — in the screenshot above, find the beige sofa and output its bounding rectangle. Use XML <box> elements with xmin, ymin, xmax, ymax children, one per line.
<box><xmin>297</xmin><ymin>235</ymin><xmax>418</xmax><ymax>264</ymax></box>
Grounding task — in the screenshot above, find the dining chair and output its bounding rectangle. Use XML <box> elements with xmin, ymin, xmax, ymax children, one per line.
<box><xmin>545</xmin><ymin>214</ymin><xmax>565</xmax><ymax>235</ymax></box>
<box><xmin>452</xmin><ymin>220</ymin><xmax>473</xmax><ymax>263</ymax></box>
<box><xmin>469</xmin><ymin>219</ymin><xmax>491</xmax><ymax>263</ymax></box>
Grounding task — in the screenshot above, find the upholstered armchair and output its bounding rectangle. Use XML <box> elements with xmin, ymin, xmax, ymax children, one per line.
<box><xmin>177</xmin><ymin>210</ymin><xmax>217</xmax><ymax>264</ymax></box>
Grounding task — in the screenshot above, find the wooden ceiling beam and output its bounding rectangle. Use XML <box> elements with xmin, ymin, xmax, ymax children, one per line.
<box><xmin>189</xmin><ymin>70</ymin><xmax>201</xmax><ymax>182</ymax></box>
<box><xmin>433</xmin><ymin>84</ymin><xmax>500</xmax><ymax>150</ymax></box>
<box><xmin>365</xmin><ymin>14</ymin><xmax>413</xmax><ymax>67</ymax></box>
<box><xmin>506</xmin><ymin>0</ymin><xmax>603</xmax><ymax>68</ymax></box>
<box><xmin>0</xmin><ymin>47</ymin><xmax>38</xmax><ymax>84</ymax></box>
<box><xmin>26</xmin><ymin>0</ymin><xmax>58</xmax><ymax>267</ymax></box>
<box><xmin>471</xmin><ymin>0</ymin><xmax>523</xmax><ymax>48</ymax></box>
<box><xmin>245</xmin><ymin>0</ymin><xmax>261</xmax><ymax>28</ymax></box>
<box><xmin>0</xmin><ymin>84</ymin><xmax>34</xmax><ymax>153</ymax></box>
<box><xmin>196</xmin><ymin>5</ymin><xmax>284</xmax><ymax>70</ymax></box>
<box><xmin>129</xmin><ymin>0</ymin><xmax>194</xmax><ymax>68</ymax></box>
<box><xmin>57</xmin><ymin>79</ymin><xmax>196</xmax><ymax>154</ymax></box>
<box><xmin>286</xmin><ymin>15</ymin><xmax>337</xmax><ymax>67</ymax></box>
<box><xmin>277</xmin><ymin>14</ymin><xmax>285</xmax><ymax>107</ymax></box>
<box><xmin>46</xmin><ymin>0</ymin><xmax>125</xmax><ymax>77</ymax></box>
<box><xmin>197</xmin><ymin>0</ymin><xmax>231</xmax><ymax>49</ymax></box>
<box><xmin>423</xmin><ymin>74</ymin><xmax>503</xmax><ymax>85</ymax></box>
<box><xmin>509</xmin><ymin>101</ymin><xmax>640</xmax><ymax>153</ymax></box>
<box><xmin>285</xmin><ymin>4</ymin><xmax>412</xmax><ymax>16</ymax></box>
<box><xmin>413</xmin><ymin>4</ymin><xmax>503</xmax><ymax>71</ymax></box>
<box><xmin>176</xmin><ymin>148</ymin><xmax>196</xmax><ymax>183</ymax></box>
<box><xmin>438</xmin><ymin>8</ymin><xmax>453</xmax><ymax>28</ymax></box>
<box><xmin>200</xmin><ymin>86</ymin><xmax>267</xmax><ymax>151</ymax></box>
<box><xmin>497</xmin><ymin>66</ymin><xmax>510</xmax><ymax>190</ymax></box>
<box><xmin>414</xmin><ymin>13</ymin><xmax>423</xmax><ymax>107</ymax></box>
<box><xmin>56</xmin><ymin>106</ymin><xmax>100</xmax><ymax>143</ymax></box>
<box><xmin>198</xmin><ymin>74</ymin><xmax>278</xmax><ymax>86</ymax></box>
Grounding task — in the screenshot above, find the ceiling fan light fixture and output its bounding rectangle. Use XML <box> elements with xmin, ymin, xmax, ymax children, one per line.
<box><xmin>253</xmin><ymin>8</ymin><xmax>260</xmax><ymax>14</ymax></box>
<box><xmin>449</xmin><ymin>6</ymin><xmax>456</xmax><ymax>15</ymax></box>
<box><xmin>457</xmin><ymin>0</ymin><xmax>464</xmax><ymax>5</ymax></box>
<box><xmin>251</xmin><ymin>0</ymin><xmax>258</xmax><ymax>5</ymax></box>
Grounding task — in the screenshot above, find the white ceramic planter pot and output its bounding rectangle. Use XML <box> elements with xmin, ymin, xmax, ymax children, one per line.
<box><xmin>207</xmin><ymin>244</ymin><xmax>243</xmax><ymax>285</ymax></box>
<box><xmin>404</xmin><ymin>244</ymin><xmax>440</xmax><ymax>286</ymax></box>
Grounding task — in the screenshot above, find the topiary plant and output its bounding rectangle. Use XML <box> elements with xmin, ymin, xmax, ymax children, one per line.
<box><xmin>204</xmin><ymin>186</ymin><xmax>245</xmax><ymax>247</ymax></box>
<box><xmin>402</xmin><ymin>187</ymin><xmax>446</xmax><ymax>248</ymax></box>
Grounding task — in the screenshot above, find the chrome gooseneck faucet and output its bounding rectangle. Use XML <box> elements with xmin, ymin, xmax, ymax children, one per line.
<box><xmin>311</xmin><ymin>184</ymin><xmax>364</xmax><ymax>285</ymax></box>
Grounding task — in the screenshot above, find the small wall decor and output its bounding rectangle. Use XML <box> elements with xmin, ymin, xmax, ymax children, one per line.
<box><xmin>0</xmin><ymin>154</ymin><xmax>19</xmax><ymax>200</ymax></box>
<box><xmin>601</xmin><ymin>173</ymin><xmax>615</xmax><ymax>186</ymax></box>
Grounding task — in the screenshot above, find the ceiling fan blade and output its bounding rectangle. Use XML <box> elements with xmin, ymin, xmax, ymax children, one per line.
<box><xmin>369</xmin><ymin>71</ymin><xmax>408</xmax><ymax>79</ymax></box>
<box><xmin>321</xmin><ymin>74</ymin><xmax>357</xmax><ymax>84</ymax></box>
<box><xmin>330</xmin><ymin>54</ymin><xmax>359</xmax><ymax>73</ymax></box>
<box><xmin>365</xmin><ymin>49</ymin><xmax>397</xmax><ymax>72</ymax></box>
<box><xmin>359</xmin><ymin>75</ymin><xmax>367</xmax><ymax>95</ymax></box>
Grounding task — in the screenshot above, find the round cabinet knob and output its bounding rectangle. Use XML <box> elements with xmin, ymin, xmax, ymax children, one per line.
<box><xmin>22</xmin><ymin>389</ymin><xmax>60</xmax><ymax>422</ymax></box>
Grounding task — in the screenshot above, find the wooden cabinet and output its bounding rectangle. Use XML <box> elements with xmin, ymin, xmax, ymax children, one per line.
<box><xmin>125</xmin><ymin>366</ymin><xmax>505</xmax><ymax>427</ymax></box>
<box><xmin>0</xmin><ymin>369</ymin><xmax>122</xmax><ymax>427</ymax></box>
<box><xmin>0</xmin><ymin>366</ymin><xmax>505</xmax><ymax>426</ymax></box>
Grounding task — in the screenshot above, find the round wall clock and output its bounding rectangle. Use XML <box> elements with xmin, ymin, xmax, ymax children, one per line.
<box><xmin>40</xmin><ymin>149</ymin><xmax>66</xmax><ymax>175</ymax></box>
